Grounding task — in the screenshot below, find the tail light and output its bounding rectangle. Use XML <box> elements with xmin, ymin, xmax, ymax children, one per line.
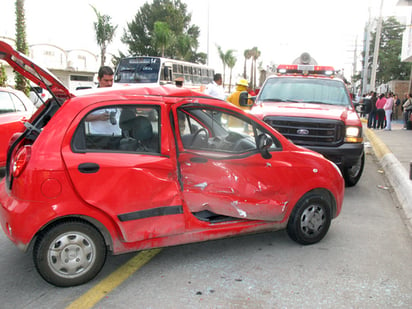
<box><xmin>12</xmin><ymin>145</ymin><xmax>31</xmax><ymax>178</ymax></box>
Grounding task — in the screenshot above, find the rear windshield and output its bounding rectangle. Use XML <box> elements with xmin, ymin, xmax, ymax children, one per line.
<box><xmin>258</xmin><ymin>77</ymin><xmax>351</xmax><ymax>106</ymax></box>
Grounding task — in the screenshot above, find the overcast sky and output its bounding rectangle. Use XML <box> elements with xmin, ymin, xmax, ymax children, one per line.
<box><xmin>1</xmin><ymin>0</ymin><xmax>409</xmax><ymax>80</ymax></box>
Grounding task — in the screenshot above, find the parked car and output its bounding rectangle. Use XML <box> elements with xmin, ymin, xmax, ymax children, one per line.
<box><xmin>0</xmin><ymin>40</ymin><xmax>345</xmax><ymax>287</ymax></box>
<box><xmin>0</xmin><ymin>86</ymin><xmax>37</xmax><ymax>167</ymax></box>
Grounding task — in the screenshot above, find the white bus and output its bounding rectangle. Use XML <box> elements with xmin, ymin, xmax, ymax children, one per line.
<box><xmin>114</xmin><ymin>56</ymin><xmax>214</xmax><ymax>92</ymax></box>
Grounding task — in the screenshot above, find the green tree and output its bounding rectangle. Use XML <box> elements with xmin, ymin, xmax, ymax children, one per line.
<box><xmin>216</xmin><ymin>45</ymin><xmax>236</xmax><ymax>89</ymax></box>
<box><xmin>122</xmin><ymin>0</ymin><xmax>205</xmax><ymax>63</ymax></box>
<box><xmin>368</xmin><ymin>16</ymin><xmax>410</xmax><ymax>85</ymax></box>
<box><xmin>249</xmin><ymin>47</ymin><xmax>261</xmax><ymax>90</ymax></box>
<box><xmin>91</xmin><ymin>5</ymin><xmax>118</xmax><ymax>67</ymax></box>
<box><xmin>216</xmin><ymin>45</ymin><xmax>227</xmax><ymax>87</ymax></box>
<box><xmin>153</xmin><ymin>21</ymin><xmax>173</xmax><ymax>57</ymax></box>
<box><xmin>243</xmin><ymin>49</ymin><xmax>252</xmax><ymax>79</ymax></box>
<box><xmin>15</xmin><ymin>0</ymin><xmax>28</xmax><ymax>94</ymax></box>
<box><xmin>226</xmin><ymin>51</ymin><xmax>237</xmax><ymax>93</ymax></box>
<box><xmin>0</xmin><ymin>65</ymin><xmax>7</xmax><ymax>87</ymax></box>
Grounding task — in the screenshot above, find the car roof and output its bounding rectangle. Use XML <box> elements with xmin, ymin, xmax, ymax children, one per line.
<box><xmin>0</xmin><ymin>86</ymin><xmax>36</xmax><ymax>112</ymax></box>
<box><xmin>0</xmin><ymin>86</ymin><xmax>34</xmax><ymax>102</ymax></box>
<box><xmin>70</xmin><ymin>84</ymin><xmax>225</xmax><ymax>107</ymax></box>
<box><xmin>266</xmin><ymin>73</ymin><xmax>346</xmax><ymax>84</ymax></box>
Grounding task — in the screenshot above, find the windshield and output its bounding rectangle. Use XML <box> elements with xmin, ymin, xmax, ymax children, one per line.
<box><xmin>114</xmin><ymin>57</ymin><xmax>161</xmax><ymax>84</ymax></box>
<box><xmin>258</xmin><ymin>77</ymin><xmax>351</xmax><ymax>106</ymax></box>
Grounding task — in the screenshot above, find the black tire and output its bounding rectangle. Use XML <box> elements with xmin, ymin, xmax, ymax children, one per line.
<box><xmin>287</xmin><ymin>193</ymin><xmax>332</xmax><ymax>245</ymax></box>
<box><xmin>343</xmin><ymin>151</ymin><xmax>365</xmax><ymax>187</ymax></box>
<box><xmin>33</xmin><ymin>221</ymin><xmax>107</xmax><ymax>287</ymax></box>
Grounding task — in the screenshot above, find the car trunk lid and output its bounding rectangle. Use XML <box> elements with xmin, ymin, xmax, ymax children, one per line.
<box><xmin>0</xmin><ymin>40</ymin><xmax>73</xmax><ymax>102</ymax></box>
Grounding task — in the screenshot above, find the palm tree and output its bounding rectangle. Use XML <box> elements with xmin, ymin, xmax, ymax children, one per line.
<box><xmin>91</xmin><ymin>5</ymin><xmax>117</xmax><ymax>67</ymax></box>
<box><xmin>226</xmin><ymin>51</ymin><xmax>237</xmax><ymax>93</ymax></box>
<box><xmin>243</xmin><ymin>49</ymin><xmax>251</xmax><ymax>79</ymax></box>
<box><xmin>249</xmin><ymin>47</ymin><xmax>261</xmax><ymax>89</ymax></box>
<box><xmin>15</xmin><ymin>0</ymin><xmax>28</xmax><ymax>93</ymax></box>
<box><xmin>216</xmin><ymin>45</ymin><xmax>227</xmax><ymax>87</ymax></box>
<box><xmin>153</xmin><ymin>21</ymin><xmax>173</xmax><ymax>57</ymax></box>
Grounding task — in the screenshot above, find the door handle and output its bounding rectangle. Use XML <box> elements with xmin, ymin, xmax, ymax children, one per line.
<box><xmin>190</xmin><ymin>157</ymin><xmax>208</xmax><ymax>163</ymax></box>
<box><xmin>78</xmin><ymin>163</ymin><xmax>100</xmax><ymax>174</ymax></box>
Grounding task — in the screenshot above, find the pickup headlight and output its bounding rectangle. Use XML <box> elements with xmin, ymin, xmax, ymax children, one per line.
<box><xmin>345</xmin><ymin>126</ymin><xmax>363</xmax><ymax>143</ymax></box>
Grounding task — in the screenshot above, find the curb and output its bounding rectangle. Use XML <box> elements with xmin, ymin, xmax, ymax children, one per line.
<box><xmin>365</xmin><ymin>128</ymin><xmax>412</xmax><ymax>234</ymax></box>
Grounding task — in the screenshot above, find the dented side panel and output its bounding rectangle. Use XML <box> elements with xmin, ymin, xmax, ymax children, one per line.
<box><xmin>179</xmin><ymin>152</ymin><xmax>294</xmax><ymax>221</ymax></box>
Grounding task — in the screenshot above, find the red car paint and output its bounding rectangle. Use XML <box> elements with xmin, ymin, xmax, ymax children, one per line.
<box><xmin>0</xmin><ymin>41</ymin><xmax>344</xmax><ymax>287</ymax></box>
<box><xmin>250</xmin><ymin>58</ymin><xmax>364</xmax><ymax>187</ymax></box>
<box><xmin>0</xmin><ymin>87</ymin><xmax>37</xmax><ymax>167</ymax></box>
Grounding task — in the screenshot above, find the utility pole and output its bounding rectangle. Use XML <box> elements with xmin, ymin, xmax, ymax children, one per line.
<box><xmin>362</xmin><ymin>7</ymin><xmax>371</xmax><ymax>95</ymax></box>
<box><xmin>206</xmin><ymin>1</ymin><xmax>210</xmax><ymax>66</ymax></box>
<box><xmin>370</xmin><ymin>0</ymin><xmax>384</xmax><ymax>92</ymax></box>
<box><xmin>353</xmin><ymin>37</ymin><xmax>357</xmax><ymax>86</ymax></box>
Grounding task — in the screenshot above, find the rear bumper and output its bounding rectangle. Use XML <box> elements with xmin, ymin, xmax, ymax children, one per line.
<box><xmin>0</xmin><ymin>181</ymin><xmax>35</xmax><ymax>252</ymax></box>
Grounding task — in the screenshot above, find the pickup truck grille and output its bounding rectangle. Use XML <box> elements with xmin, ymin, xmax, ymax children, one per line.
<box><xmin>264</xmin><ymin>116</ymin><xmax>345</xmax><ymax>147</ymax></box>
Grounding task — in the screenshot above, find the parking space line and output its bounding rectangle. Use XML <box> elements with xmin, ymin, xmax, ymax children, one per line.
<box><xmin>66</xmin><ymin>248</ymin><xmax>162</xmax><ymax>309</ymax></box>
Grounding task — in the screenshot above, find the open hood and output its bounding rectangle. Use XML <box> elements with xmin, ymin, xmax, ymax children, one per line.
<box><xmin>0</xmin><ymin>40</ymin><xmax>73</xmax><ymax>101</ymax></box>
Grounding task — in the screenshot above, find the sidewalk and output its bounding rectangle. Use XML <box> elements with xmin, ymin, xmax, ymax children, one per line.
<box><xmin>364</xmin><ymin>119</ymin><xmax>412</xmax><ymax>234</ymax></box>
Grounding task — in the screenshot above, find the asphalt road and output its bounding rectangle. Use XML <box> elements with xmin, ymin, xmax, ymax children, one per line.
<box><xmin>0</xmin><ymin>143</ymin><xmax>412</xmax><ymax>308</ymax></box>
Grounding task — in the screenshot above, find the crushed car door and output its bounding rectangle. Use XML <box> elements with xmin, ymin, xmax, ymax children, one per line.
<box><xmin>62</xmin><ymin>102</ymin><xmax>185</xmax><ymax>243</ymax></box>
<box><xmin>174</xmin><ymin>103</ymin><xmax>294</xmax><ymax>222</ymax></box>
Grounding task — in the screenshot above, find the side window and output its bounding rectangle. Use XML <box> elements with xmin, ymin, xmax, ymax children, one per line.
<box><xmin>10</xmin><ymin>93</ymin><xmax>27</xmax><ymax>112</ymax></box>
<box><xmin>177</xmin><ymin>107</ymin><xmax>279</xmax><ymax>153</ymax></box>
<box><xmin>73</xmin><ymin>105</ymin><xmax>160</xmax><ymax>153</ymax></box>
<box><xmin>0</xmin><ymin>92</ymin><xmax>15</xmax><ymax>114</ymax></box>
<box><xmin>0</xmin><ymin>92</ymin><xmax>27</xmax><ymax>114</ymax></box>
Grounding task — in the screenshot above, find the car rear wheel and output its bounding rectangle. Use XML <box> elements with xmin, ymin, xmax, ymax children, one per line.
<box><xmin>287</xmin><ymin>193</ymin><xmax>332</xmax><ymax>245</ymax></box>
<box><xmin>33</xmin><ymin>220</ymin><xmax>107</xmax><ymax>287</ymax></box>
<box><xmin>343</xmin><ymin>151</ymin><xmax>365</xmax><ymax>187</ymax></box>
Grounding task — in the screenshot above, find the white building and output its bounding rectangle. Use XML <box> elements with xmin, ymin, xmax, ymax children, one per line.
<box><xmin>0</xmin><ymin>37</ymin><xmax>114</xmax><ymax>91</ymax></box>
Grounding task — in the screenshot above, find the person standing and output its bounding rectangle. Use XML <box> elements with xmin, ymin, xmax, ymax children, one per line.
<box><xmin>175</xmin><ymin>77</ymin><xmax>184</xmax><ymax>88</ymax></box>
<box><xmin>205</xmin><ymin>73</ymin><xmax>225</xmax><ymax>100</ymax></box>
<box><xmin>383</xmin><ymin>92</ymin><xmax>394</xmax><ymax>131</ymax></box>
<box><xmin>97</xmin><ymin>66</ymin><xmax>114</xmax><ymax>88</ymax></box>
<box><xmin>393</xmin><ymin>94</ymin><xmax>401</xmax><ymax>120</ymax></box>
<box><xmin>226</xmin><ymin>79</ymin><xmax>253</xmax><ymax>111</ymax></box>
<box><xmin>368</xmin><ymin>92</ymin><xmax>377</xmax><ymax>129</ymax></box>
<box><xmin>86</xmin><ymin>66</ymin><xmax>120</xmax><ymax>136</ymax></box>
<box><xmin>375</xmin><ymin>93</ymin><xmax>386</xmax><ymax>129</ymax></box>
<box><xmin>402</xmin><ymin>93</ymin><xmax>412</xmax><ymax>129</ymax></box>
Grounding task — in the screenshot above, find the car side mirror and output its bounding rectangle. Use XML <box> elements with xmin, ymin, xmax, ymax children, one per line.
<box><xmin>239</xmin><ymin>91</ymin><xmax>249</xmax><ymax>106</ymax></box>
<box><xmin>257</xmin><ymin>133</ymin><xmax>273</xmax><ymax>159</ymax></box>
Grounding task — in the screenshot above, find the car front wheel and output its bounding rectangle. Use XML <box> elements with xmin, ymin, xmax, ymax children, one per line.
<box><xmin>33</xmin><ymin>220</ymin><xmax>107</xmax><ymax>287</ymax></box>
<box><xmin>287</xmin><ymin>193</ymin><xmax>332</xmax><ymax>245</ymax></box>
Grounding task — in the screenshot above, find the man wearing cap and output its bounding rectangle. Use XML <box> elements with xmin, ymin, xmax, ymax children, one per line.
<box><xmin>226</xmin><ymin>79</ymin><xmax>253</xmax><ymax>111</ymax></box>
<box><xmin>175</xmin><ymin>77</ymin><xmax>184</xmax><ymax>88</ymax></box>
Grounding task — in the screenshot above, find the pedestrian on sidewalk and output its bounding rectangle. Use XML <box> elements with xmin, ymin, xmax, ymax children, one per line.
<box><xmin>368</xmin><ymin>91</ymin><xmax>377</xmax><ymax>128</ymax></box>
<box><xmin>376</xmin><ymin>93</ymin><xmax>386</xmax><ymax>129</ymax></box>
<box><xmin>402</xmin><ymin>93</ymin><xmax>412</xmax><ymax>129</ymax></box>
<box><xmin>393</xmin><ymin>94</ymin><xmax>401</xmax><ymax>120</ymax></box>
<box><xmin>384</xmin><ymin>92</ymin><xmax>394</xmax><ymax>131</ymax></box>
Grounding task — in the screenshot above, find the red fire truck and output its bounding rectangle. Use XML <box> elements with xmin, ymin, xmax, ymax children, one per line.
<box><xmin>250</xmin><ymin>53</ymin><xmax>364</xmax><ymax>187</ymax></box>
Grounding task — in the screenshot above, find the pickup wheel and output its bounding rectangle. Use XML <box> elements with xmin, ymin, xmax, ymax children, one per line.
<box><xmin>287</xmin><ymin>193</ymin><xmax>331</xmax><ymax>245</ymax></box>
<box><xmin>33</xmin><ymin>221</ymin><xmax>107</xmax><ymax>287</ymax></box>
<box><xmin>343</xmin><ymin>151</ymin><xmax>365</xmax><ymax>187</ymax></box>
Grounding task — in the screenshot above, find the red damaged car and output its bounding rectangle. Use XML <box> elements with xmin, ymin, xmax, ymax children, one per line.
<box><xmin>0</xmin><ymin>41</ymin><xmax>344</xmax><ymax>287</ymax></box>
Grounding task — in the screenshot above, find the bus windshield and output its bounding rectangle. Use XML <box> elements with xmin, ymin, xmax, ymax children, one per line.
<box><xmin>115</xmin><ymin>57</ymin><xmax>160</xmax><ymax>84</ymax></box>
